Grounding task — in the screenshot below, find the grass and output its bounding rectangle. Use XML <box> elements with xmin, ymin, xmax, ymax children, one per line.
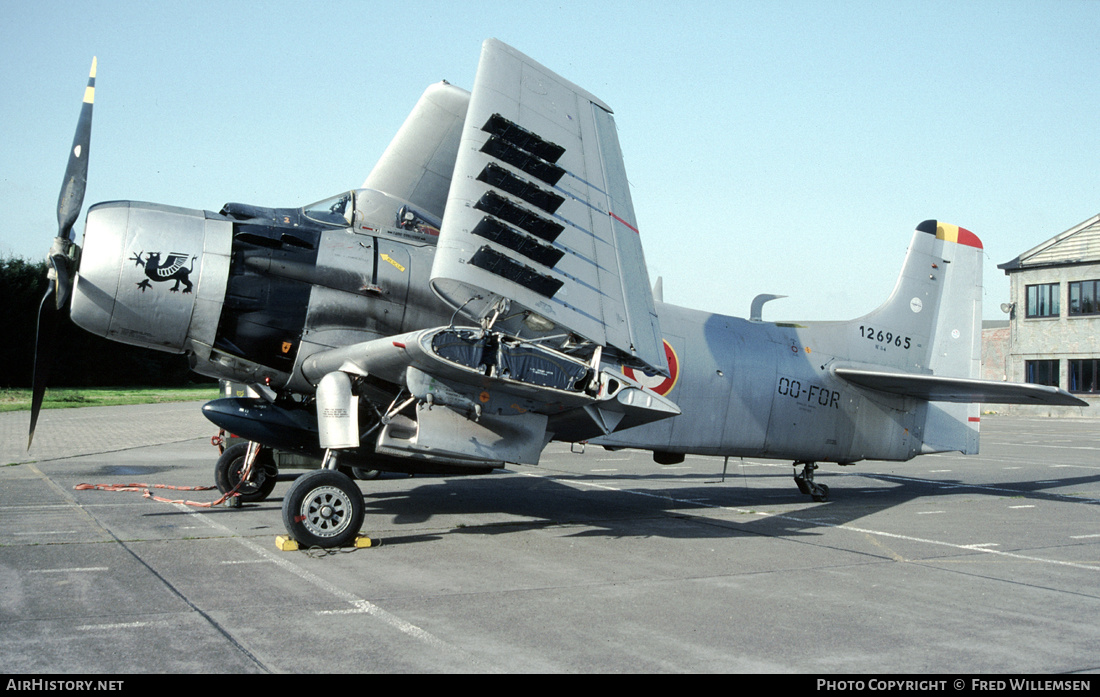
<box><xmin>0</xmin><ymin>386</ymin><xmax>219</xmax><ymax>412</ymax></box>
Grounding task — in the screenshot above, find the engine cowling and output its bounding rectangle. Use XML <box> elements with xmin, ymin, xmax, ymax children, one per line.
<box><xmin>71</xmin><ymin>201</ymin><xmax>232</xmax><ymax>354</ymax></box>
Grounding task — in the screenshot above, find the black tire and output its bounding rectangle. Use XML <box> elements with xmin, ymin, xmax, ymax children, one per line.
<box><xmin>214</xmin><ymin>442</ymin><xmax>278</xmax><ymax>503</ymax></box>
<box><xmin>351</xmin><ymin>467</ymin><xmax>381</xmax><ymax>480</ymax></box>
<box><xmin>281</xmin><ymin>469</ymin><xmax>364</xmax><ymax>548</ymax></box>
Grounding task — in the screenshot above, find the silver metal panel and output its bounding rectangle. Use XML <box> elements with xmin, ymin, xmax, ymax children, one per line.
<box><xmin>186</xmin><ymin>216</ymin><xmax>232</xmax><ymax>353</ymax></box>
<box><xmin>71</xmin><ymin>202</ymin><xmax>128</xmax><ymax>338</ymax></box>
<box><xmin>377</xmin><ymin>402</ymin><xmax>548</xmax><ymax>466</ymax></box>
<box><xmin>72</xmin><ymin>201</ymin><xmax>213</xmax><ymax>353</ymax></box>
<box><xmin>430</xmin><ymin>39</ymin><xmax>666</xmax><ymax>375</ymax></box>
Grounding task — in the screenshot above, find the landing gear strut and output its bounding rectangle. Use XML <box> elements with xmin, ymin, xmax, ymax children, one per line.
<box><xmin>214</xmin><ymin>442</ymin><xmax>278</xmax><ymax>503</ymax></box>
<box><xmin>793</xmin><ymin>461</ymin><xmax>829</xmax><ymax>502</ymax></box>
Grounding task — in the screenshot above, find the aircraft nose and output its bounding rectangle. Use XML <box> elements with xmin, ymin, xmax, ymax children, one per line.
<box><xmin>71</xmin><ymin>201</ymin><xmax>232</xmax><ymax>353</ymax></box>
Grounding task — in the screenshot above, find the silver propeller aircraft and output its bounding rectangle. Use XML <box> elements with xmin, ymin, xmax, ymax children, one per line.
<box><xmin>33</xmin><ymin>40</ymin><xmax>1085</xmax><ymax>548</ymax></box>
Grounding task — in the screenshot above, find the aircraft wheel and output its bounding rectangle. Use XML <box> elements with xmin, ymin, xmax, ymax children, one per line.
<box><xmin>214</xmin><ymin>442</ymin><xmax>278</xmax><ymax>503</ymax></box>
<box><xmin>352</xmin><ymin>467</ymin><xmax>380</xmax><ymax>480</ymax></box>
<box><xmin>282</xmin><ymin>469</ymin><xmax>364</xmax><ymax>549</ymax></box>
<box><xmin>812</xmin><ymin>483</ymin><xmax>830</xmax><ymax>503</ymax></box>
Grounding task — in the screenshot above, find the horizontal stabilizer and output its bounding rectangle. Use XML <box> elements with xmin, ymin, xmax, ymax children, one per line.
<box><xmin>834</xmin><ymin>367</ymin><xmax>1088</xmax><ymax>407</ymax></box>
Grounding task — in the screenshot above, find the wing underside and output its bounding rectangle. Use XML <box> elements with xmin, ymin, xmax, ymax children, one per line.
<box><xmin>430</xmin><ymin>39</ymin><xmax>666</xmax><ymax>375</ymax></box>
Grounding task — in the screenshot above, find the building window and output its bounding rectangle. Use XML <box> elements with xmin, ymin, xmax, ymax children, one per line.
<box><xmin>1025</xmin><ymin>359</ymin><xmax>1059</xmax><ymax>387</ymax></box>
<box><xmin>1026</xmin><ymin>283</ymin><xmax>1060</xmax><ymax>317</ymax></box>
<box><xmin>1068</xmin><ymin>280</ymin><xmax>1100</xmax><ymax>316</ymax></box>
<box><xmin>1069</xmin><ymin>359</ymin><xmax>1099</xmax><ymax>393</ymax></box>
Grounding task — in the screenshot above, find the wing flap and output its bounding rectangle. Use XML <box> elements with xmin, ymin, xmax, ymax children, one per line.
<box><xmin>430</xmin><ymin>39</ymin><xmax>666</xmax><ymax>375</ymax></box>
<box><xmin>834</xmin><ymin>366</ymin><xmax>1088</xmax><ymax>406</ymax></box>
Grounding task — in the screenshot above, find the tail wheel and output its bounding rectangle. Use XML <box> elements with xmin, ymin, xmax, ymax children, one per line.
<box><xmin>793</xmin><ymin>461</ymin><xmax>830</xmax><ymax>502</ymax></box>
<box><xmin>214</xmin><ymin>442</ymin><xmax>278</xmax><ymax>502</ymax></box>
<box><xmin>282</xmin><ymin>469</ymin><xmax>364</xmax><ymax>548</ymax></box>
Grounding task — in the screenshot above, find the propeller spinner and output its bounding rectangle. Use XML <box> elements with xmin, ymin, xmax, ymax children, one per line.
<box><xmin>29</xmin><ymin>57</ymin><xmax>96</xmax><ymax>449</ymax></box>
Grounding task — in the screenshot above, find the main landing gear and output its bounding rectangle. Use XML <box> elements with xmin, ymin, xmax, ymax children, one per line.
<box><xmin>793</xmin><ymin>461</ymin><xmax>829</xmax><ymax>502</ymax></box>
<box><xmin>281</xmin><ymin>464</ymin><xmax>365</xmax><ymax>549</ymax></box>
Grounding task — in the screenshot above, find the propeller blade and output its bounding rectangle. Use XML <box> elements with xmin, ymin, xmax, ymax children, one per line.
<box><xmin>56</xmin><ymin>57</ymin><xmax>96</xmax><ymax>241</ymax></box>
<box><xmin>29</xmin><ymin>290</ymin><xmax>63</xmax><ymax>450</ymax></box>
<box><xmin>30</xmin><ymin>57</ymin><xmax>97</xmax><ymax>449</ymax></box>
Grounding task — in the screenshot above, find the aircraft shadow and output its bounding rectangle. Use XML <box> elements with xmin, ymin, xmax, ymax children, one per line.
<box><xmin>345</xmin><ymin>466</ymin><xmax>1100</xmax><ymax>545</ymax></box>
<box><xmin>119</xmin><ymin>464</ymin><xmax>1100</xmax><ymax>548</ymax></box>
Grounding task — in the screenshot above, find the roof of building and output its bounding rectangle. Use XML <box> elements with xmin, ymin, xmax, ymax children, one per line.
<box><xmin>999</xmin><ymin>212</ymin><xmax>1100</xmax><ymax>272</ymax></box>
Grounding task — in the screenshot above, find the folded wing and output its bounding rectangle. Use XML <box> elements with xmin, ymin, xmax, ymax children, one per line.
<box><xmin>362</xmin><ymin>81</ymin><xmax>471</xmax><ymax>222</ymax></box>
<box><xmin>430</xmin><ymin>39</ymin><xmax>667</xmax><ymax>375</ymax></box>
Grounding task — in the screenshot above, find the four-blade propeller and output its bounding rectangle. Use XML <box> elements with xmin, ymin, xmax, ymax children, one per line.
<box><xmin>29</xmin><ymin>57</ymin><xmax>96</xmax><ymax>449</ymax></box>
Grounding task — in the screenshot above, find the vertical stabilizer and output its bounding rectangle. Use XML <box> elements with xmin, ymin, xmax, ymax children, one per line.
<box><xmin>842</xmin><ymin>220</ymin><xmax>985</xmax><ymax>453</ymax></box>
<box><xmin>849</xmin><ymin>220</ymin><xmax>983</xmax><ymax>375</ymax></box>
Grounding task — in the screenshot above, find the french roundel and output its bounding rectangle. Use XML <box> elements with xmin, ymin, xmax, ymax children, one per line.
<box><xmin>622</xmin><ymin>339</ymin><xmax>679</xmax><ymax>396</ymax></box>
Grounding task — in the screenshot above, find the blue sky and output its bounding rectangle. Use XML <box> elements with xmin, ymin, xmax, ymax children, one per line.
<box><xmin>3</xmin><ymin>0</ymin><xmax>1097</xmax><ymax>321</ymax></box>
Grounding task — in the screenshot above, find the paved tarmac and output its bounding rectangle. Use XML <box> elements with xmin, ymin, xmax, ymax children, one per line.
<box><xmin>2</xmin><ymin>404</ymin><xmax>1098</xmax><ymax>674</ymax></box>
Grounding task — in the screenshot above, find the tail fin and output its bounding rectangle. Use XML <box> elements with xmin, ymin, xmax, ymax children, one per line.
<box><xmin>843</xmin><ymin>220</ymin><xmax>984</xmax><ymax>454</ymax></box>
<box><xmin>851</xmin><ymin>220</ymin><xmax>983</xmax><ymax>377</ymax></box>
<box><xmin>835</xmin><ymin>220</ymin><xmax>1084</xmax><ymax>454</ymax></box>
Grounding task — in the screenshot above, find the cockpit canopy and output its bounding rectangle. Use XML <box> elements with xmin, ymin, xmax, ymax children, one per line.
<box><xmin>221</xmin><ymin>189</ymin><xmax>443</xmax><ymax>243</ymax></box>
<box><xmin>301</xmin><ymin>192</ymin><xmax>353</xmax><ymax>227</ymax></box>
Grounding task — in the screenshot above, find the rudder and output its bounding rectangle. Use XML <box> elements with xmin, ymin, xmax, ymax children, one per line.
<box><xmin>921</xmin><ymin>220</ymin><xmax>984</xmax><ymax>454</ymax></box>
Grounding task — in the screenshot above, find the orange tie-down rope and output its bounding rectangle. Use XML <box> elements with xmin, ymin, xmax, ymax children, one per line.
<box><xmin>73</xmin><ymin>481</ymin><xmax>230</xmax><ymax>508</ymax></box>
<box><xmin>74</xmin><ymin>441</ymin><xmax>260</xmax><ymax>508</ymax></box>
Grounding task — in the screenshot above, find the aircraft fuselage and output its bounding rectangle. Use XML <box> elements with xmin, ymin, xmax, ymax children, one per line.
<box><xmin>592</xmin><ymin>303</ymin><xmax>924</xmax><ymax>464</ymax></box>
<box><xmin>70</xmin><ymin>188</ymin><xmax>958</xmax><ymax>469</ymax></box>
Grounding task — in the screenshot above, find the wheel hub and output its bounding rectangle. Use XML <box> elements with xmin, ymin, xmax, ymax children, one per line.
<box><xmin>301</xmin><ymin>486</ymin><xmax>351</xmax><ymax>538</ymax></box>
